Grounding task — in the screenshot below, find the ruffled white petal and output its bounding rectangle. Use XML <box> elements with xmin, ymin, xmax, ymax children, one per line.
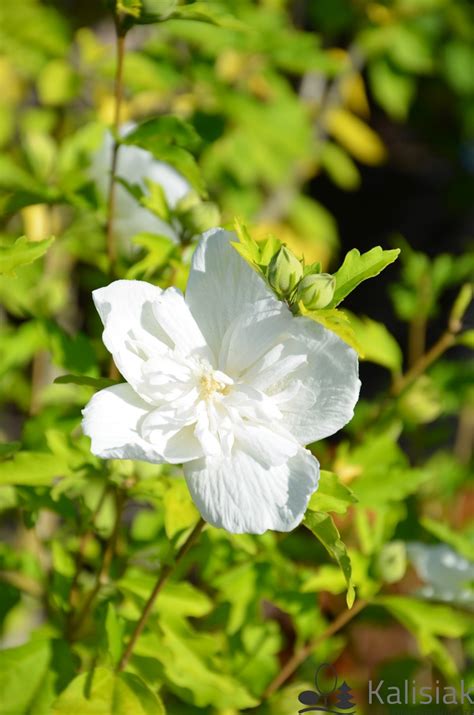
<box><xmin>218</xmin><ymin>298</ymin><xmax>293</xmax><ymax>376</ymax></box>
<box><xmin>185</xmin><ymin>228</ymin><xmax>273</xmax><ymax>357</ymax></box>
<box><xmin>248</xmin><ymin>317</ymin><xmax>360</xmax><ymax>444</ymax></box>
<box><xmin>152</xmin><ymin>287</ymin><xmax>213</xmax><ymax>361</ymax></box>
<box><xmin>82</xmin><ymin>384</ymin><xmax>164</xmax><ymax>462</ymax></box>
<box><xmin>93</xmin><ymin>279</ymin><xmax>171</xmax><ymax>395</ymax></box>
<box><xmin>82</xmin><ymin>384</ymin><xmax>203</xmax><ymax>464</ymax></box>
<box><xmin>184</xmin><ymin>447</ymin><xmax>319</xmax><ymax>534</ymax></box>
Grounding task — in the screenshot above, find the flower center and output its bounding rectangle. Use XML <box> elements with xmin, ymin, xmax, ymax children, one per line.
<box><xmin>197</xmin><ymin>362</ymin><xmax>233</xmax><ymax>401</ymax></box>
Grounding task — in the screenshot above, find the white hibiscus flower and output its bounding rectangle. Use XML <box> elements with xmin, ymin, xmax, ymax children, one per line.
<box><xmin>90</xmin><ymin>124</ymin><xmax>191</xmax><ymax>249</ymax></box>
<box><xmin>82</xmin><ymin>229</ymin><xmax>360</xmax><ymax>534</ymax></box>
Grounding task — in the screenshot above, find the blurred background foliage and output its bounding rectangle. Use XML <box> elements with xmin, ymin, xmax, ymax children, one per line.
<box><xmin>0</xmin><ymin>0</ymin><xmax>473</xmax><ymax>713</ymax></box>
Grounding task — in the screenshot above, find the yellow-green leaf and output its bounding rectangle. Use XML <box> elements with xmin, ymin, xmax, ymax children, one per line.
<box><xmin>0</xmin><ymin>235</ymin><xmax>54</xmax><ymax>276</ymax></box>
<box><xmin>52</xmin><ymin>667</ymin><xmax>165</xmax><ymax>715</ymax></box>
<box><xmin>308</xmin><ymin>470</ymin><xmax>357</xmax><ymax>515</ymax></box>
<box><xmin>345</xmin><ymin>312</ymin><xmax>402</xmax><ymax>373</ymax></box>
<box><xmin>304</xmin><ymin>510</ymin><xmax>355</xmax><ymax>608</ymax></box>
<box><xmin>326</xmin><ymin>108</ymin><xmax>387</xmax><ymax>165</ymax></box>
<box><xmin>329</xmin><ymin>246</ymin><xmax>400</xmax><ymax>307</ymax></box>
<box><xmin>299</xmin><ymin>304</ymin><xmax>364</xmax><ymax>356</ymax></box>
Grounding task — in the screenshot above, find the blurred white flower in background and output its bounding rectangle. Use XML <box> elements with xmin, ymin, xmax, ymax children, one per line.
<box><xmin>82</xmin><ymin>229</ymin><xmax>360</xmax><ymax>534</ymax></box>
<box><xmin>408</xmin><ymin>543</ymin><xmax>474</xmax><ymax>608</ymax></box>
<box><xmin>90</xmin><ymin>123</ymin><xmax>191</xmax><ymax>250</ymax></box>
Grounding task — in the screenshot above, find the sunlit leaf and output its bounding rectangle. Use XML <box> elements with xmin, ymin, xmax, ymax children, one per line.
<box><xmin>326</xmin><ymin>108</ymin><xmax>387</xmax><ymax>165</ymax></box>
<box><xmin>328</xmin><ymin>246</ymin><xmax>400</xmax><ymax>307</ymax></box>
<box><xmin>0</xmin><ymin>235</ymin><xmax>54</xmax><ymax>276</ymax></box>
<box><xmin>0</xmin><ymin>640</ymin><xmax>51</xmax><ymax>715</ymax></box>
<box><xmin>52</xmin><ymin>667</ymin><xmax>165</xmax><ymax>715</ymax></box>
<box><xmin>307</xmin><ymin>470</ymin><xmax>357</xmax><ymax>515</ymax></box>
<box><xmin>304</xmin><ymin>510</ymin><xmax>355</xmax><ymax>607</ymax></box>
<box><xmin>299</xmin><ymin>304</ymin><xmax>364</xmax><ymax>356</ymax></box>
<box><xmin>344</xmin><ymin>312</ymin><xmax>402</xmax><ymax>373</ymax></box>
<box><xmin>0</xmin><ymin>451</ymin><xmax>70</xmax><ymax>486</ymax></box>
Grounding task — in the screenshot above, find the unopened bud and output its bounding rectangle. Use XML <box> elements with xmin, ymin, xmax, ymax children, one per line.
<box><xmin>175</xmin><ymin>190</ymin><xmax>201</xmax><ymax>214</ymax></box>
<box><xmin>267</xmin><ymin>246</ymin><xmax>303</xmax><ymax>297</ymax></box>
<box><xmin>296</xmin><ymin>272</ymin><xmax>335</xmax><ymax>310</ymax></box>
<box><xmin>181</xmin><ymin>202</ymin><xmax>221</xmax><ymax>235</ymax></box>
<box><xmin>375</xmin><ymin>541</ymin><xmax>407</xmax><ymax>584</ymax></box>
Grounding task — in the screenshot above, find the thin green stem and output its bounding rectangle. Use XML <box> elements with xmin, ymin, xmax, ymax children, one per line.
<box><xmin>116</xmin><ymin>518</ymin><xmax>205</xmax><ymax>672</ymax></box>
<box><xmin>391</xmin><ymin>329</ymin><xmax>457</xmax><ymax>397</ymax></box>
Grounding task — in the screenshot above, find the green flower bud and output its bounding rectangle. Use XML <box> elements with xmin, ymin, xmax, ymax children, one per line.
<box><xmin>181</xmin><ymin>202</ymin><xmax>221</xmax><ymax>235</ymax></box>
<box><xmin>375</xmin><ymin>541</ymin><xmax>407</xmax><ymax>584</ymax></box>
<box><xmin>175</xmin><ymin>190</ymin><xmax>201</xmax><ymax>214</ymax></box>
<box><xmin>296</xmin><ymin>272</ymin><xmax>336</xmax><ymax>310</ymax></box>
<box><xmin>267</xmin><ymin>246</ymin><xmax>303</xmax><ymax>297</ymax></box>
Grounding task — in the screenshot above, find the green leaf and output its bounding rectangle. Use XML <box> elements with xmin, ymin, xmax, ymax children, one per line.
<box><xmin>320</xmin><ymin>142</ymin><xmax>361</xmax><ymax>191</ymax></box>
<box><xmin>54</xmin><ymin>374</ymin><xmax>121</xmax><ymax>389</ymax></box>
<box><xmin>299</xmin><ymin>305</ymin><xmax>363</xmax><ymax>356</ymax></box>
<box><xmin>0</xmin><ymin>640</ymin><xmax>51</xmax><ymax>715</ymax></box>
<box><xmin>307</xmin><ymin>470</ymin><xmax>357</xmax><ymax>515</ymax></box>
<box><xmin>45</xmin><ymin>321</ymin><xmax>97</xmax><ymax>373</ymax></box>
<box><xmin>0</xmin><ymin>441</ymin><xmax>22</xmax><ymax>459</ymax></box>
<box><xmin>376</xmin><ymin>596</ymin><xmax>473</xmax><ymax>680</ymax></box>
<box><xmin>304</xmin><ymin>510</ymin><xmax>355</xmax><ymax>607</ymax></box>
<box><xmin>0</xmin><ymin>236</ymin><xmax>55</xmax><ymax>276</ymax></box>
<box><xmin>231</xmin><ymin>219</ymin><xmax>271</xmax><ymax>276</ymax></box>
<box><xmin>151</xmin><ymin>619</ymin><xmax>258</xmax><ymax>709</ymax></box>
<box><xmin>105</xmin><ymin>604</ymin><xmax>125</xmax><ymax>667</ymax></box>
<box><xmin>458</xmin><ymin>330</ymin><xmax>474</xmax><ymax>348</ymax></box>
<box><xmin>0</xmin><ymin>451</ymin><xmax>70</xmax><ymax>486</ymax></box>
<box><xmin>170</xmin><ymin>2</ymin><xmax>242</xmax><ymax>28</ymax></box>
<box><xmin>163</xmin><ymin>479</ymin><xmax>200</xmax><ymax>539</ymax></box>
<box><xmin>328</xmin><ymin>246</ymin><xmax>400</xmax><ymax>308</ymax></box>
<box><xmin>369</xmin><ymin>58</ymin><xmax>416</xmax><ymax>121</ymax></box>
<box><xmin>123</xmin><ymin>116</ymin><xmax>200</xmax><ymax>153</ymax></box>
<box><xmin>142</xmin><ymin>179</ymin><xmax>171</xmax><ymax>221</ymax></box>
<box><xmin>37</xmin><ymin>59</ymin><xmax>80</xmax><ymax>106</ymax></box>
<box><xmin>119</xmin><ymin>0</ymin><xmax>178</xmax><ymax>24</ymax></box>
<box><xmin>127</xmin><ymin>233</ymin><xmax>176</xmax><ymax>279</ymax></box>
<box><xmin>420</xmin><ymin>517</ymin><xmax>474</xmax><ymax>562</ymax></box>
<box><xmin>344</xmin><ymin>312</ymin><xmax>403</xmax><ymax>373</ymax></box>
<box><xmin>122</xmin><ymin>118</ymin><xmax>204</xmax><ymax>194</ymax></box>
<box><xmin>116</xmin><ymin>0</ymin><xmax>143</xmax><ymax>19</ymax></box>
<box><xmin>149</xmin><ymin>145</ymin><xmax>205</xmax><ymax>195</ymax></box>
<box><xmin>52</xmin><ymin>667</ymin><xmax>165</xmax><ymax>715</ymax></box>
<box><xmin>119</xmin><ymin>574</ymin><xmax>213</xmax><ymax>620</ymax></box>
<box><xmin>337</xmin><ymin>430</ymin><xmax>430</xmax><ymax>507</ymax></box>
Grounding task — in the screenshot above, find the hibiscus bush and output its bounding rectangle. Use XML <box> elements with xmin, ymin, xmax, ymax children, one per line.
<box><xmin>0</xmin><ymin>1</ymin><xmax>473</xmax><ymax>714</ymax></box>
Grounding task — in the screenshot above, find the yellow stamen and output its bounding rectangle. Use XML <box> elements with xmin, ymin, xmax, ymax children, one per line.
<box><xmin>200</xmin><ymin>373</ymin><xmax>231</xmax><ymax>399</ymax></box>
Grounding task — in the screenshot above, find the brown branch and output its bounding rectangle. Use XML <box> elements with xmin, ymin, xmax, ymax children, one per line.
<box><xmin>262</xmin><ymin>599</ymin><xmax>367</xmax><ymax>699</ymax></box>
<box><xmin>391</xmin><ymin>329</ymin><xmax>457</xmax><ymax>397</ymax></box>
<box><xmin>116</xmin><ymin>518</ymin><xmax>205</xmax><ymax>672</ymax></box>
